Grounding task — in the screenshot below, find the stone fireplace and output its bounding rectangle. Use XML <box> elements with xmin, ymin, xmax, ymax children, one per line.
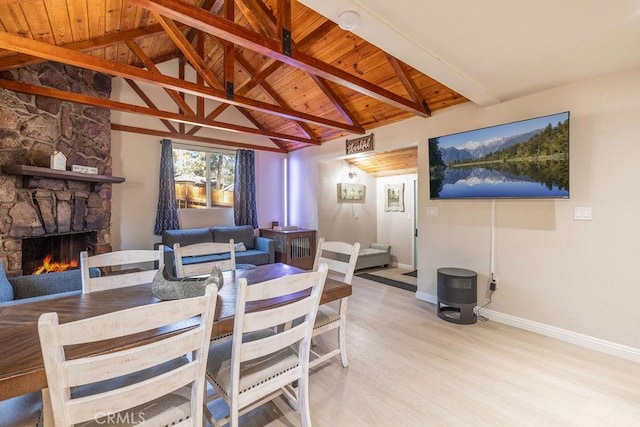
<box><xmin>0</xmin><ymin>62</ymin><xmax>116</xmax><ymax>276</ymax></box>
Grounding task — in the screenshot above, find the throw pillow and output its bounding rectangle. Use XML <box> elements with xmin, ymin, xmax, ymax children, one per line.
<box><xmin>0</xmin><ymin>262</ymin><xmax>15</xmax><ymax>302</ymax></box>
<box><xmin>234</xmin><ymin>242</ymin><xmax>247</xmax><ymax>252</ymax></box>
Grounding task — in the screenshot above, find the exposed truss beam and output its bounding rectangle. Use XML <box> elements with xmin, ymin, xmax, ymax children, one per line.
<box><xmin>235</xmin><ymin>108</ymin><xmax>289</xmax><ymax>151</ymax></box>
<box><xmin>0</xmin><ymin>32</ymin><xmax>363</xmax><ymax>134</ymax></box>
<box><xmin>124</xmin><ymin>79</ymin><xmax>178</xmax><ymax>133</ymax></box>
<box><xmin>125</xmin><ymin>39</ymin><xmax>196</xmax><ymax>116</ymax></box>
<box><xmin>128</xmin><ymin>0</ymin><xmax>430</xmax><ymax>117</ymax></box>
<box><xmin>0</xmin><ymin>79</ymin><xmax>318</xmax><ymax>145</ymax></box>
<box><xmin>235</xmin><ymin>53</ymin><xmax>315</xmax><ymax>140</ymax></box>
<box><xmin>386</xmin><ymin>54</ymin><xmax>431</xmax><ymax>116</ymax></box>
<box><xmin>309</xmin><ymin>74</ymin><xmax>357</xmax><ymax>126</ymax></box>
<box><xmin>0</xmin><ymin>22</ymin><xmax>184</xmax><ymax>71</ymax></box>
<box><xmin>111</xmin><ymin>124</ymin><xmax>285</xmax><ymax>153</ymax></box>
<box><xmin>152</xmin><ymin>13</ymin><xmax>224</xmax><ymax>91</ymax></box>
<box><xmin>237</xmin><ymin>0</ymin><xmax>277</xmax><ymax>39</ymax></box>
<box><xmin>224</xmin><ymin>0</ymin><xmax>236</xmax><ymax>99</ymax></box>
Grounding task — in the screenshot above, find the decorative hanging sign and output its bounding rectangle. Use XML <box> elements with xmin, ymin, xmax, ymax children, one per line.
<box><xmin>345</xmin><ymin>133</ymin><xmax>374</xmax><ymax>155</ymax></box>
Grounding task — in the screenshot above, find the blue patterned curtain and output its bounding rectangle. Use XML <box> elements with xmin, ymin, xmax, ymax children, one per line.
<box><xmin>234</xmin><ymin>149</ymin><xmax>258</xmax><ymax>228</ymax></box>
<box><xmin>154</xmin><ymin>139</ymin><xmax>179</xmax><ymax>235</ymax></box>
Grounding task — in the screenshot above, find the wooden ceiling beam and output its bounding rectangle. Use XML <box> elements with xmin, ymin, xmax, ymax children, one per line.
<box><xmin>196</xmin><ymin>33</ymin><xmax>205</xmax><ymax>117</ymax></box>
<box><xmin>234</xmin><ymin>53</ymin><xmax>316</xmax><ymax>140</ymax></box>
<box><xmin>0</xmin><ymin>32</ymin><xmax>361</xmax><ymax>133</ymax></box>
<box><xmin>186</xmin><ymin>103</ymin><xmax>230</xmax><ymax>136</ymax></box>
<box><xmin>294</xmin><ymin>20</ymin><xmax>334</xmax><ymax>50</ymax></box>
<box><xmin>127</xmin><ymin>0</ymin><xmax>430</xmax><ymax>117</ymax></box>
<box><xmin>235</xmin><ymin>108</ymin><xmax>289</xmax><ymax>151</ymax></box>
<box><xmin>386</xmin><ymin>54</ymin><xmax>431</xmax><ymax>116</ymax></box>
<box><xmin>236</xmin><ymin>0</ymin><xmax>278</xmax><ymax>39</ymax></box>
<box><xmin>212</xmin><ymin>0</ymin><xmax>225</xmax><ymax>14</ymax></box>
<box><xmin>299</xmin><ymin>24</ymin><xmax>360</xmax><ymax>128</ymax></box>
<box><xmin>0</xmin><ymin>78</ymin><xmax>318</xmax><ymax>145</ymax></box>
<box><xmin>0</xmin><ymin>22</ymin><xmax>185</xmax><ymax>71</ymax></box>
<box><xmin>125</xmin><ymin>39</ymin><xmax>196</xmax><ymax>116</ymax></box>
<box><xmin>111</xmin><ymin>124</ymin><xmax>285</xmax><ymax>153</ymax></box>
<box><xmin>309</xmin><ymin>74</ymin><xmax>358</xmax><ymax>126</ymax></box>
<box><xmin>152</xmin><ymin>12</ymin><xmax>224</xmax><ymax>91</ymax></box>
<box><xmin>178</xmin><ymin>58</ymin><xmax>186</xmax><ymax>134</ymax></box>
<box><xmin>124</xmin><ymin>78</ymin><xmax>178</xmax><ymax>133</ymax></box>
<box><xmin>189</xmin><ymin>37</ymin><xmax>316</xmax><ymax>140</ymax></box>
<box><xmin>184</xmin><ymin>0</ymin><xmax>220</xmax><ymax>43</ymax></box>
<box><xmin>236</xmin><ymin>59</ymin><xmax>281</xmax><ymax>92</ymax></box>
<box><xmin>188</xmin><ymin>53</ymin><xmax>281</xmax><ymax>137</ymax></box>
<box><xmin>224</xmin><ymin>0</ymin><xmax>236</xmax><ymax>99</ymax></box>
<box><xmin>276</xmin><ymin>0</ymin><xmax>292</xmax><ymax>55</ymax></box>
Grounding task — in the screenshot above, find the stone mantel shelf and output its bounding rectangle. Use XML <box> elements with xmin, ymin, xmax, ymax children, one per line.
<box><xmin>1</xmin><ymin>165</ymin><xmax>125</xmax><ymax>184</ymax></box>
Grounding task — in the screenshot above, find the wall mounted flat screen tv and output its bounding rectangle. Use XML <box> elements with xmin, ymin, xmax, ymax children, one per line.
<box><xmin>428</xmin><ymin>112</ymin><xmax>569</xmax><ymax>199</ymax></box>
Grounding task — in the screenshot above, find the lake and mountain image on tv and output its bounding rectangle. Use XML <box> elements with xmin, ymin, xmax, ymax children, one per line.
<box><xmin>428</xmin><ymin>112</ymin><xmax>570</xmax><ymax>199</ymax></box>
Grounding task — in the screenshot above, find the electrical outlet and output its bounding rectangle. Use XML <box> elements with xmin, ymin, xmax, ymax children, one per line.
<box><xmin>490</xmin><ymin>277</ymin><xmax>499</xmax><ymax>291</ymax></box>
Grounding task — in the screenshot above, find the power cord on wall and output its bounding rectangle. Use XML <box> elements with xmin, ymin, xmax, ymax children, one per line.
<box><xmin>476</xmin><ymin>279</ymin><xmax>494</xmax><ymax>322</ymax></box>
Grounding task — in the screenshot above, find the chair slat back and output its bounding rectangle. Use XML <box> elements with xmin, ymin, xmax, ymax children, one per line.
<box><xmin>174</xmin><ymin>241</ymin><xmax>236</xmax><ymax>278</ymax></box>
<box><xmin>232</xmin><ymin>263</ymin><xmax>327</xmax><ymax>375</ymax></box>
<box><xmin>38</xmin><ymin>285</ymin><xmax>218</xmax><ymax>427</ymax></box>
<box><xmin>313</xmin><ymin>238</ymin><xmax>361</xmax><ymax>284</ymax></box>
<box><xmin>80</xmin><ymin>249</ymin><xmax>164</xmax><ymax>293</ymax></box>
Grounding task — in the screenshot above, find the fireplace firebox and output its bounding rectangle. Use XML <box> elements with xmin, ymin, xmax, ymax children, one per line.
<box><xmin>21</xmin><ymin>232</ymin><xmax>95</xmax><ymax>276</ymax></box>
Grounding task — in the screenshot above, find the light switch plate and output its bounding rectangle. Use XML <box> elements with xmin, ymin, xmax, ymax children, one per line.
<box><xmin>574</xmin><ymin>207</ymin><xmax>592</xmax><ymax>221</ymax></box>
<box><xmin>426</xmin><ymin>207</ymin><xmax>439</xmax><ymax>216</ymax></box>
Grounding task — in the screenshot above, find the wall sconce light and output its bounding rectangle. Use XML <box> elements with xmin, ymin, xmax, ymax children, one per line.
<box><xmin>337</xmin><ymin>10</ymin><xmax>361</xmax><ymax>31</ymax></box>
<box><xmin>348</xmin><ymin>171</ymin><xmax>357</xmax><ymax>180</ymax></box>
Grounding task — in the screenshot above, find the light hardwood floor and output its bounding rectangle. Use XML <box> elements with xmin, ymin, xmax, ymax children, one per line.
<box><xmin>206</xmin><ymin>274</ymin><xmax>640</xmax><ymax>426</ymax></box>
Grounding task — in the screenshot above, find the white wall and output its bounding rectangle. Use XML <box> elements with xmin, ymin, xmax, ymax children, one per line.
<box><xmin>110</xmin><ymin>60</ymin><xmax>286</xmax><ymax>251</ymax></box>
<box><xmin>377</xmin><ymin>174</ymin><xmax>417</xmax><ymax>269</ymax></box>
<box><xmin>290</xmin><ymin>65</ymin><xmax>640</xmax><ymax>351</ymax></box>
<box><xmin>316</xmin><ymin>160</ymin><xmax>377</xmax><ymax>247</ymax></box>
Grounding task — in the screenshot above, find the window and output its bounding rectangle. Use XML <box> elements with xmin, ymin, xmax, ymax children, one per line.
<box><xmin>173</xmin><ymin>146</ymin><xmax>235</xmax><ymax>209</ymax></box>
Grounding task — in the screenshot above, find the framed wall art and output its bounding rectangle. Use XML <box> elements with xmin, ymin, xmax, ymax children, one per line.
<box><xmin>338</xmin><ymin>183</ymin><xmax>366</xmax><ymax>202</ymax></box>
<box><xmin>384</xmin><ymin>183</ymin><xmax>404</xmax><ymax>212</ymax></box>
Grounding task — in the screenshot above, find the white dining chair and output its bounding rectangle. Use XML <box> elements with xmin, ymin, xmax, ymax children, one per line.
<box><xmin>173</xmin><ymin>241</ymin><xmax>236</xmax><ymax>278</ymax></box>
<box><xmin>204</xmin><ymin>264</ymin><xmax>328</xmax><ymax>427</ymax></box>
<box><xmin>310</xmin><ymin>238</ymin><xmax>360</xmax><ymax>368</ymax></box>
<box><xmin>80</xmin><ymin>248</ymin><xmax>164</xmax><ymax>293</ymax></box>
<box><xmin>38</xmin><ymin>284</ymin><xmax>218</xmax><ymax>427</ymax></box>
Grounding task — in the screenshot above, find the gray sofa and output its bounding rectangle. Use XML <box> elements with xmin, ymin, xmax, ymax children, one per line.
<box><xmin>162</xmin><ymin>225</ymin><xmax>275</xmax><ymax>274</ymax></box>
<box><xmin>0</xmin><ymin>264</ymin><xmax>100</xmax><ymax>307</ymax></box>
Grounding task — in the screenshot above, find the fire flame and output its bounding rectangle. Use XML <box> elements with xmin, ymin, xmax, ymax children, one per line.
<box><xmin>32</xmin><ymin>255</ymin><xmax>79</xmax><ymax>275</ymax></box>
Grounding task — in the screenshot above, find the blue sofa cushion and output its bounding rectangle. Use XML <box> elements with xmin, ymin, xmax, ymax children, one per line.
<box><xmin>0</xmin><ymin>263</ymin><xmax>14</xmax><ymax>302</ymax></box>
<box><xmin>180</xmin><ymin>250</ymin><xmax>270</xmax><ymax>268</ymax></box>
<box><xmin>162</xmin><ymin>227</ymin><xmax>214</xmax><ymax>248</ymax></box>
<box><xmin>180</xmin><ymin>253</ymin><xmax>232</xmax><ymax>266</ymax></box>
<box><xmin>9</xmin><ymin>268</ymin><xmax>100</xmax><ymax>300</ymax></box>
<box><xmin>237</xmin><ymin>250</ymin><xmax>271</xmax><ymax>266</ymax></box>
<box><xmin>213</xmin><ymin>225</ymin><xmax>254</xmax><ymax>249</ymax></box>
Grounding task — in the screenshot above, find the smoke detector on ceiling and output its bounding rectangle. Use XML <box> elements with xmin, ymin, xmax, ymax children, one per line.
<box><xmin>337</xmin><ymin>10</ymin><xmax>361</xmax><ymax>31</ymax></box>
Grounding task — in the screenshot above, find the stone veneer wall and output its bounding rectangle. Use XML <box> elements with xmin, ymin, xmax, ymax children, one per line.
<box><xmin>0</xmin><ymin>62</ymin><xmax>113</xmax><ymax>276</ymax></box>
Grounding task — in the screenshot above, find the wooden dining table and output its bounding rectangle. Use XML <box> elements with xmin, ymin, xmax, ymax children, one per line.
<box><xmin>0</xmin><ymin>262</ymin><xmax>351</xmax><ymax>401</ymax></box>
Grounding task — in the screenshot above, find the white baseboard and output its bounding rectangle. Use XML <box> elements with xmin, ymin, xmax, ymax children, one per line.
<box><xmin>396</xmin><ymin>262</ymin><xmax>414</xmax><ymax>270</ymax></box>
<box><xmin>414</xmin><ymin>292</ymin><xmax>640</xmax><ymax>363</ymax></box>
<box><xmin>480</xmin><ymin>308</ymin><xmax>640</xmax><ymax>363</ymax></box>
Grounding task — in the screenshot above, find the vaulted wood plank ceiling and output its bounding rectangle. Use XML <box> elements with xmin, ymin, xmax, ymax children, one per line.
<box><xmin>345</xmin><ymin>146</ymin><xmax>418</xmax><ymax>177</ymax></box>
<box><xmin>0</xmin><ymin>0</ymin><xmax>468</xmax><ymax>154</ymax></box>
